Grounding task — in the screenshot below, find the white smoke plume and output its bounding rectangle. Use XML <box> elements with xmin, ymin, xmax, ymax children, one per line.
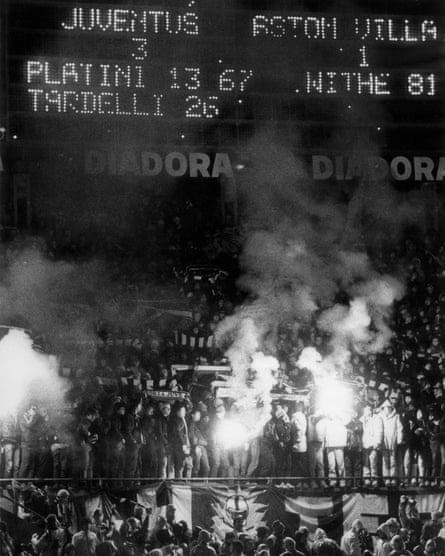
<box><xmin>0</xmin><ymin>329</ymin><xmax>61</xmax><ymax>417</ymax></box>
<box><xmin>307</xmin><ymin>274</ymin><xmax>405</xmax><ymax>381</ymax></box>
<box><xmin>215</xmin><ymin>315</ymin><xmax>279</xmax><ymax>437</ymax></box>
<box><xmin>217</xmin><ymin>131</ymin><xmax>419</xmax><ymax>424</ymax></box>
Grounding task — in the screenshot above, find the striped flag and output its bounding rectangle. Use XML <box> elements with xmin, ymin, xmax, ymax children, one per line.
<box><xmin>166</xmin><ymin>484</ymin><xmax>390</xmax><ymax>542</ymax></box>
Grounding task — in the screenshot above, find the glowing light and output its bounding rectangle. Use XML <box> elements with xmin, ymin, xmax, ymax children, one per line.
<box><xmin>216</xmin><ymin>419</ymin><xmax>249</xmax><ymax>449</ymax></box>
<box><xmin>0</xmin><ymin>329</ymin><xmax>58</xmax><ymax>417</ymax></box>
<box><xmin>315</xmin><ymin>377</ymin><xmax>353</xmax><ymax>418</ymax></box>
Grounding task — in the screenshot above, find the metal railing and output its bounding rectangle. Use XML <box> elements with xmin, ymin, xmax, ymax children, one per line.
<box><xmin>0</xmin><ymin>476</ymin><xmax>444</xmax><ymax>490</ymax></box>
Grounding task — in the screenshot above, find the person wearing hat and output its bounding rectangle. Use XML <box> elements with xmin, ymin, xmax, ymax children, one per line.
<box><xmin>155</xmin><ymin>401</ymin><xmax>174</xmax><ymax>479</ymax></box>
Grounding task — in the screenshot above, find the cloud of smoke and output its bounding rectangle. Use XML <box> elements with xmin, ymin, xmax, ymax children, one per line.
<box><xmin>0</xmin><ymin>329</ymin><xmax>60</xmax><ymax>416</ymax></box>
<box><xmin>215</xmin><ymin>315</ymin><xmax>279</xmax><ymax>436</ymax></box>
<box><xmin>0</xmin><ymin>242</ymin><xmax>174</xmax><ymax>415</ymax></box>
<box><xmin>217</xmin><ymin>129</ymin><xmax>419</xmax><ymax>423</ymax></box>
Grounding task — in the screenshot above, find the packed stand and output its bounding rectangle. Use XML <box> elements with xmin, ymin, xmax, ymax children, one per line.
<box><xmin>3</xmin><ymin>494</ymin><xmax>445</xmax><ymax>556</ymax></box>
<box><xmin>1</xmin><ymin>219</ymin><xmax>445</xmax><ymax>485</ymax></box>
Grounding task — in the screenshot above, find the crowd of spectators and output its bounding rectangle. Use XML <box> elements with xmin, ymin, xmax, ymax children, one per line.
<box><xmin>1</xmin><ymin>200</ymin><xmax>445</xmax><ymax>487</ymax></box>
<box><xmin>3</xmin><ymin>494</ymin><xmax>445</xmax><ymax>556</ymax></box>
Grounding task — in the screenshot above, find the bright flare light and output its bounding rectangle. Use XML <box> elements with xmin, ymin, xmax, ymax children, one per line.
<box><xmin>315</xmin><ymin>377</ymin><xmax>353</xmax><ymax>418</ymax></box>
<box><xmin>0</xmin><ymin>329</ymin><xmax>56</xmax><ymax>417</ymax></box>
<box><xmin>216</xmin><ymin>419</ymin><xmax>249</xmax><ymax>450</ymax></box>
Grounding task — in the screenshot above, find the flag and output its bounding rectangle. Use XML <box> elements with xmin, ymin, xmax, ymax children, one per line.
<box><xmin>167</xmin><ymin>484</ymin><xmax>390</xmax><ymax>543</ymax></box>
<box><xmin>169</xmin><ymin>483</ymin><xmax>269</xmax><ymax>540</ymax></box>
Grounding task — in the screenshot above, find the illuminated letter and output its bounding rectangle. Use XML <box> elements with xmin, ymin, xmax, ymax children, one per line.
<box><xmin>28</xmin><ymin>89</ymin><xmax>43</xmax><ymax>111</ymax></box>
<box><xmin>165</xmin><ymin>152</ymin><xmax>188</xmax><ymax>177</ymax></box>
<box><xmin>404</xmin><ymin>19</ymin><xmax>418</xmax><ymax>42</ymax></box>
<box><xmin>312</xmin><ymin>156</ymin><xmax>333</xmax><ymax>180</ymax></box>
<box><xmin>270</xmin><ymin>16</ymin><xmax>286</xmax><ymax>38</ymax></box>
<box><xmin>80</xmin><ymin>91</ymin><xmax>96</xmax><ymax>113</ymax></box>
<box><xmin>182</xmin><ymin>12</ymin><xmax>199</xmax><ymax>35</ymax></box>
<box><xmin>61</xmin><ymin>8</ymin><xmax>78</xmax><ymax>30</ymax></box>
<box><xmin>212</xmin><ymin>153</ymin><xmax>233</xmax><ymax>178</ymax></box>
<box><xmin>113</xmin><ymin>9</ymin><xmax>129</xmax><ymax>32</ymax></box>
<box><xmin>252</xmin><ymin>15</ymin><xmax>269</xmax><ymax>37</ymax></box>
<box><xmin>422</xmin><ymin>20</ymin><xmax>438</xmax><ymax>41</ymax></box>
<box><xmin>44</xmin><ymin>90</ymin><xmax>62</xmax><ymax>112</ymax></box>
<box><xmin>26</xmin><ymin>61</ymin><xmax>43</xmax><ymax>83</ymax></box>
<box><xmin>391</xmin><ymin>156</ymin><xmax>411</xmax><ymax>180</ymax></box>
<box><xmin>306</xmin><ymin>72</ymin><xmax>323</xmax><ymax>93</ymax></box>
<box><xmin>62</xmin><ymin>63</ymin><xmax>79</xmax><ymax>85</ymax></box>
<box><xmin>96</xmin><ymin>8</ymin><xmax>113</xmax><ymax>31</ymax></box>
<box><xmin>374</xmin><ymin>73</ymin><xmax>391</xmax><ymax>95</ymax></box>
<box><xmin>435</xmin><ymin>158</ymin><xmax>445</xmax><ymax>181</ymax></box>
<box><xmin>141</xmin><ymin>152</ymin><xmax>163</xmax><ymax>176</ymax></box>
<box><xmin>63</xmin><ymin>91</ymin><xmax>79</xmax><ymax>113</ymax></box>
<box><xmin>189</xmin><ymin>153</ymin><xmax>210</xmax><ymax>177</ymax></box>
<box><xmin>414</xmin><ymin>157</ymin><xmax>434</xmax><ymax>181</ymax></box>
<box><xmin>98</xmin><ymin>92</ymin><xmax>116</xmax><ymax>114</ymax></box>
<box><xmin>44</xmin><ymin>62</ymin><xmax>61</xmax><ymax>85</ymax></box>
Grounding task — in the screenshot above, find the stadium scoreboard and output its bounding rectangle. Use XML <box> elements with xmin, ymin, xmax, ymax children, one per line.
<box><xmin>5</xmin><ymin>1</ymin><xmax>445</xmax><ymax>149</ymax></box>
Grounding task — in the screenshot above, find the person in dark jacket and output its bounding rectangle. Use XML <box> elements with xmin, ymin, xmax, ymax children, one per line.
<box><xmin>75</xmin><ymin>408</ymin><xmax>98</xmax><ymax>480</ymax></box>
<box><xmin>258</xmin><ymin>402</ymin><xmax>291</xmax><ymax>477</ymax></box>
<box><xmin>155</xmin><ymin>401</ymin><xmax>174</xmax><ymax>479</ymax></box>
<box><xmin>169</xmin><ymin>403</ymin><xmax>193</xmax><ymax>479</ymax></box>
<box><xmin>426</xmin><ymin>406</ymin><xmax>442</xmax><ymax>482</ymax></box>
<box><xmin>123</xmin><ymin>406</ymin><xmax>143</xmax><ymax>481</ymax></box>
<box><xmin>189</xmin><ymin>407</ymin><xmax>210</xmax><ymax>478</ymax></box>
<box><xmin>139</xmin><ymin>403</ymin><xmax>158</xmax><ymax>478</ymax></box>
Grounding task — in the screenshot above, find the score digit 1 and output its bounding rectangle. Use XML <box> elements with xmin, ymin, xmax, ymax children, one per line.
<box><xmin>407</xmin><ymin>73</ymin><xmax>437</xmax><ymax>96</ymax></box>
